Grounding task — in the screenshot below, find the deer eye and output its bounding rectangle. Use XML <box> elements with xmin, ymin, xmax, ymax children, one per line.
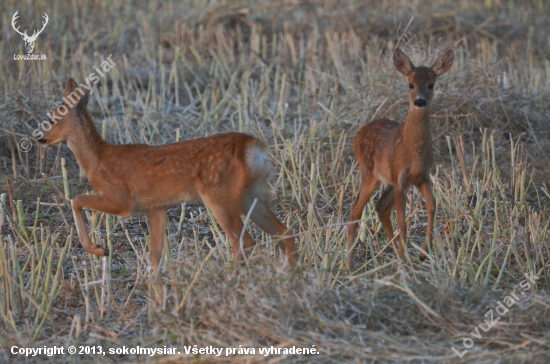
<box><xmin>428</xmin><ymin>83</ymin><xmax>435</xmax><ymax>90</ymax></box>
<box><xmin>408</xmin><ymin>83</ymin><xmax>414</xmax><ymax>90</ymax></box>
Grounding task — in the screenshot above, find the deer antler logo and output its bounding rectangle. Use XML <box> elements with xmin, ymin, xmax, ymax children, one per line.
<box><xmin>12</xmin><ymin>11</ymin><xmax>49</xmax><ymax>54</ymax></box>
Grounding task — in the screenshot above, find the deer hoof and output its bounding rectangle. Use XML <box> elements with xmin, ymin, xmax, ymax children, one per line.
<box><xmin>97</xmin><ymin>245</ymin><xmax>109</xmax><ymax>256</ymax></box>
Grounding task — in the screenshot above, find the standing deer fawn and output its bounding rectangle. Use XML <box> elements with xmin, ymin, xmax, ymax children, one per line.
<box><xmin>39</xmin><ymin>79</ymin><xmax>297</xmax><ymax>275</ymax></box>
<box><xmin>347</xmin><ymin>49</ymin><xmax>453</xmax><ymax>271</ymax></box>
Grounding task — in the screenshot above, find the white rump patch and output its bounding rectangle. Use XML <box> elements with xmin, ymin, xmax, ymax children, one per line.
<box><xmin>246</xmin><ymin>143</ymin><xmax>271</xmax><ymax>180</ymax></box>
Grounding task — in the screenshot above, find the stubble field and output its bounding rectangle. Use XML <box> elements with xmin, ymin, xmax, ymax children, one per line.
<box><xmin>0</xmin><ymin>0</ymin><xmax>549</xmax><ymax>363</ymax></box>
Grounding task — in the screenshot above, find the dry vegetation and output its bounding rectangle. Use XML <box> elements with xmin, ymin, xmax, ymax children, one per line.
<box><xmin>1</xmin><ymin>0</ymin><xmax>550</xmax><ymax>363</ymax></box>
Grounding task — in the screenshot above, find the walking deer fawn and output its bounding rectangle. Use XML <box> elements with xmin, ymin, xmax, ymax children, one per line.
<box><xmin>39</xmin><ymin>79</ymin><xmax>297</xmax><ymax>275</ymax></box>
<box><xmin>347</xmin><ymin>48</ymin><xmax>453</xmax><ymax>271</ymax></box>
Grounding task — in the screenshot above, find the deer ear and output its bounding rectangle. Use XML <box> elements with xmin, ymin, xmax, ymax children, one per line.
<box><xmin>431</xmin><ymin>50</ymin><xmax>454</xmax><ymax>76</ymax></box>
<box><xmin>80</xmin><ymin>91</ymin><xmax>89</xmax><ymax>107</ymax></box>
<box><xmin>64</xmin><ymin>78</ymin><xmax>79</xmax><ymax>98</ymax></box>
<box><xmin>393</xmin><ymin>48</ymin><xmax>414</xmax><ymax>76</ymax></box>
<box><xmin>64</xmin><ymin>78</ymin><xmax>89</xmax><ymax>107</ymax></box>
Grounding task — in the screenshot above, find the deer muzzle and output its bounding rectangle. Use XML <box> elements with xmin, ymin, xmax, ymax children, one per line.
<box><xmin>414</xmin><ymin>98</ymin><xmax>427</xmax><ymax>108</ymax></box>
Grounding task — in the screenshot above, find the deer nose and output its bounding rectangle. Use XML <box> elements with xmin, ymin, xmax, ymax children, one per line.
<box><xmin>414</xmin><ymin>98</ymin><xmax>427</xmax><ymax>108</ymax></box>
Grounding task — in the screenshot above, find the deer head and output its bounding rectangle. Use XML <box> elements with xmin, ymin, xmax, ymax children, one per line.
<box><xmin>393</xmin><ymin>49</ymin><xmax>454</xmax><ymax>110</ymax></box>
<box><xmin>12</xmin><ymin>11</ymin><xmax>49</xmax><ymax>54</ymax></box>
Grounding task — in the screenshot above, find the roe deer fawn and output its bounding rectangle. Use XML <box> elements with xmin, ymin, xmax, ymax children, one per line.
<box><xmin>39</xmin><ymin>79</ymin><xmax>297</xmax><ymax>274</ymax></box>
<box><xmin>347</xmin><ymin>48</ymin><xmax>453</xmax><ymax>270</ymax></box>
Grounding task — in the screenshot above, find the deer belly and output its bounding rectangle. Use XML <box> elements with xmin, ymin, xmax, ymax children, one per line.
<box><xmin>133</xmin><ymin>185</ymin><xmax>199</xmax><ymax>210</ymax></box>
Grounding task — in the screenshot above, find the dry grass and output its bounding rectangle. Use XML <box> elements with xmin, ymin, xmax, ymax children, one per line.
<box><xmin>1</xmin><ymin>0</ymin><xmax>550</xmax><ymax>363</ymax></box>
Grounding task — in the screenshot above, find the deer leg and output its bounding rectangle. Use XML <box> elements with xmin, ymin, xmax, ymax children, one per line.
<box><xmin>418</xmin><ymin>180</ymin><xmax>436</xmax><ymax>261</ymax></box>
<box><xmin>147</xmin><ymin>208</ymin><xmax>168</xmax><ymax>276</ymax></box>
<box><xmin>72</xmin><ymin>194</ymin><xmax>132</xmax><ymax>257</ymax></box>
<box><xmin>248</xmin><ymin>200</ymin><xmax>297</xmax><ymax>267</ymax></box>
<box><xmin>393</xmin><ymin>187</ymin><xmax>407</xmax><ymax>259</ymax></box>
<box><xmin>347</xmin><ymin>174</ymin><xmax>379</xmax><ymax>271</ymax></box>
<box><xmin>203</xmin><ymin>196</ymin><xmax>255</xmax><ymax>264</ymax></box>
<box><xmin>375</xmin><ymin>186</ymin><xmax>395</xmax><ymax>242</ymax></box>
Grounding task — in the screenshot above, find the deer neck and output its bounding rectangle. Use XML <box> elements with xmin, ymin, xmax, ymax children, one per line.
<box><xmin>403</xmin><ymin>106</ymin><xmax>432</xmax><ymax>149</ymax></box>
<box><xmin>66</xmin><ymin>110</ymin><xmax>106</xmax><ymax>175</ymax></box>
